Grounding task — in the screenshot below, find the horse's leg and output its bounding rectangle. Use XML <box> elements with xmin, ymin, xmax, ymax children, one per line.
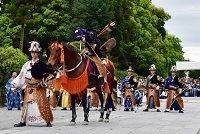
<box><xmin>104</xmin><ymin>93</ymin><xmax>112</xmax><ymax>123</ymax></box>
<box><xmin>82</xmin><ymin>91</ymin><xmax>89</xmax><ymax>125</ymax></box>
<box><xmin>96</xmin><ymin>86</ymin><xmax>104</xmax><ymax>122</ymax></box>
<box><xmin>69</xmin><ymin>94</ymin><xmax>77</xmax><ymax>126</ymax></box>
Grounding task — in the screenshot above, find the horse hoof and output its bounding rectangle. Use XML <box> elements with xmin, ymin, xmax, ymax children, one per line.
<box><xmin>82</xmin><ymin>121</ymin><xmax>89</xmax><ymax>125</ymax></box>
<box><xmin>104</xmin><ymin>118</ymin><xmax>109</xmax><ymax>123</ymax></box>
<box><xmin>69</xmin><ymin>121</ymin><xmax>76</xmax><ymax>126</ymax></box>
<box><xmin>98</xmin><ymin>118</ymin><xmax>104</xmax><ymax>122</ymax></box>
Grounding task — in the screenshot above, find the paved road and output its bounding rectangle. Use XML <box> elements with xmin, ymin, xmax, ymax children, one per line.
<box><xmin>1</xmin><ymin>97</ymin><xmax>200</xmax><ymax>134</ymax></box>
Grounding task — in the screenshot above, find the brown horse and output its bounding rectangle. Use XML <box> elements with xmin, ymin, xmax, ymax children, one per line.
<box><xmin>47</xmin><ymin>41</ymin><xmax>115</xmax><ymax>125</ymax></box>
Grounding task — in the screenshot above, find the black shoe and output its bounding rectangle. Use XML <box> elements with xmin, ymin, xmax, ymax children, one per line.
<box><xmin>14</xmin><ymin>122</ymin><xmax>26</xmax><ymax>127</ymax></box>
<box><xmin>112</xmin><ymin>109</ymin><xmax>116</xmax><ymax>111</ymax></box>
<box><xmin>131</xmin><ymin>108</ymin><xmax>134</xmax><ymax>111</ymax></box>
<box><xmin>18</xmin><ymin>108</ymin><xmax>21</xmax><ymax>110</ymax></box>
<box><xmin>61</xmin><ymin>108</ymin><xmax>67</xmax><ymax>110</ymax></box>
<box><xmin>8</xmin><ymin>108</ymin><xmax>12</xmax><ymax>110</ymax></box>
<box><xmin>143</xmin><ymin>108</ymin><xmax>148</xmax><ymax>112</ymax></box>
<box><xmin>164</xmin><ymin>110</ymin><xmax>169</xmax><ymax>112</ymax></box>
<box><xmin>46</xmin><ymin>122</ymin><xmax>52</xmax><ymax>127</ymax></box>
<box><xmin>157</xmin><ymin>109</ymin><xmax>161</xmax><ymax>112</ymax></box>
<box><xmin>124</xmin><ymin>108</ymin><xmax>129</xmax><ymax>111</ymax></box>
<box><xmin>179</xmin><ymin>110</ymin><xmax>184</xmax><ymax>113</ymax></box>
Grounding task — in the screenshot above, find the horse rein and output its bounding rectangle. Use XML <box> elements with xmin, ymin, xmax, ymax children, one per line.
<box><xmin>59</xmin><ymin>53</ymin><xmax>83</xmax><ymax>72</ymax></box>
<box><xmin>51</xmin><ymin>42</ymin><xmax>83</xmax><ymax>73</ymax></box>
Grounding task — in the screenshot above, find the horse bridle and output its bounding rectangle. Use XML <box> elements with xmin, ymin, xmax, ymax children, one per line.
<box><xmin>51</xmin><ymin>42</ymin><xmax>83</xmax><ymax>72</ymax></box>
<box><xmin>59</xmin><ymin>53</ymin><xmax>83</xmax><ymax>72</ymax></box>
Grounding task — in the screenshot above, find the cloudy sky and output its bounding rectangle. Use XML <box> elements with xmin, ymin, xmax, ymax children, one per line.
<box><xmin>152</xmin><ymin>0</ymin><xmax>200</xmax><ymax>62</ymax></box>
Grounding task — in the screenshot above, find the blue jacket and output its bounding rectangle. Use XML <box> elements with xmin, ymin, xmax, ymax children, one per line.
<box><xmin>121</xmin><ymin>76</ymin><xmax>138</xmax><ymax>92</ymax></box>
<box><xmin>165</xmin><ymin>76</ymin><xmax>183</xmax><ymax>89</ymax></box>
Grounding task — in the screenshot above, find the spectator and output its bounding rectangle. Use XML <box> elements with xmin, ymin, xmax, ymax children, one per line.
<box><xmin>5</xmin><ymin>71</ymin><xmax>22</xmax><ymax>110</ymax></box>
<box><xmin>135</xmin><ymin>90</ymin><xmax>142</xmax><ymax>106</ymax></box>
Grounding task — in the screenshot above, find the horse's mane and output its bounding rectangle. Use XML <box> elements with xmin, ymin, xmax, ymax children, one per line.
<box><xmin>62</xmin><ymin>42</ymin><xmax>81</xmax><ymax>54</ymax></box>
<box><xmin>62</xmin><ymin>42</ymin><xmax>80</xmax><ymax>53</ymax></box>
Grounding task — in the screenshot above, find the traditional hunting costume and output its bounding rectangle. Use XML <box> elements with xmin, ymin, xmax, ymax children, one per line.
<box><xmin>164</xmin><ymin>66</ymin><xmax>184</xmax><ymax>113</ymax></box>
<box><xmin>111</xmin><ymin>77</ymin><xmax>118</xmax><ymax>110</ymax></box>
<box><xmin>12</xmin><ymin>41</ymin><xmax>54</xmax><ymax>127</ymax></box>
<box><xmin>121</xmin><ymin>66</ymin><xmax>138</xmax><ymax>111</ymax></box>
<box><xmin>46</xmin><ymin>78</ymin><xmax>59</xmax><ymax>110</ymax></box>
<box><xmin>74</xmin><ymin>27</ymin><xmax>106</xmax><ymax>75</ymax></box>
<box><xmin>143</xmin><ymin>64</ymin><xmax>161</xmax><ymax>112</ymax></box>
<box><xmin>5</xmin><ymin>72</ymin><xmax>22</xmax><ymax>110</ymax></box>
<box><xmin>87</xmin><ymin>87</ymin><xmax>99</xmax><ymax>110</ymax></box>
<box><xmin>74</xmin><ymin>27</ymin><xmax>112</xmax><ymax>94</ymax></box>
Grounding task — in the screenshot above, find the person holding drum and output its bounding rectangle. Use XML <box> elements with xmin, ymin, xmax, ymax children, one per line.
<box><xmin>164</xmin><ymin>65</ymin><xmax>184</xmax><ymax>113</ymax></box>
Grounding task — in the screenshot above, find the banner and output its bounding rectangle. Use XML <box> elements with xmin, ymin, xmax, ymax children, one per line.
<box><xmin>176</xmin><ymin>61</ymin><xmax>200</xmax><ymax>70</ymax></box>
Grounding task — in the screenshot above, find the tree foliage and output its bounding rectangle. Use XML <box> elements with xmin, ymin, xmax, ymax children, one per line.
<box><xmin>0</xmin><ymin>46</ymin><xmax>28</xmax><ymax>89</ymax></box>
<box><xmin>0</xmin><ymin>0</ymin><xmax>186</xmax><ymax>79</ymax></box>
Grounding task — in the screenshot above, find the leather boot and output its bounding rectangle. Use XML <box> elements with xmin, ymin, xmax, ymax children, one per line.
<box><xmin>157</xmin><ymin>109</ymin><xmax>161</xmax><ymax>112</ymax></box>
<box><xmin>179</xmin><ymin>110</ymin><xmax>184</xmax><ymax>113</ymax></box>
<box><xmin>143</xmin><ymin>108</ymin><xmax>148</xmax><ymax>112</ymax></box>
<box><xmin>46</xmin><ymin>122</ymin><xmax>52</xmax><ymax>127</ymax></box>
<box><xmin>124</xmin><ymin>108</ymin><xmax>129</xmax><ymax>111</ymax></box>
<box><xmin>14</xmin><ymin>122</ymin><xmax>26</xmax><ymax>127</ymax></box>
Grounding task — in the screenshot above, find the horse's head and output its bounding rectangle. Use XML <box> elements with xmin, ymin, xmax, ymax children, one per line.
<box><xmin>47</xmin><ymin>42</ymin><xmax>64</xmax><ymax>69</ymax></box>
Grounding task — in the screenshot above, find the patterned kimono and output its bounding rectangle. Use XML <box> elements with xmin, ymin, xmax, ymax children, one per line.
<box><xmin>121</xmin><ymin>76</ymin><xmax>138</xmax><ymax>109</ymax></box>
<box><xmin>164</xmin><ymin>76</ymin><xmax>184</xmax><ymax>111</ymax></box>
<box><xmin>5</xmin><ymin>77</ymin><xmax>22</xmax><ymax>110</ymax></box>
<box><xmin>12</xmin><ymin>60</ymin><xmax>53</xmax><ymax>125</ymax></box>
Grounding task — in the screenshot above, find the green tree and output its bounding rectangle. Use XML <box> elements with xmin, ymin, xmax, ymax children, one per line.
<box><xmin>189</xmin><ymin>70</ymin><xmax>200</xmax><ymax>79</ymax></box>
<box><xmin>1</xmin><ymin>0</ymin><xmax>71</xmax><ymax>53</ymax></box>
<box><xmin>30</xmin><ymin>0</ymin><xmax>71</xmax><ymax>41</ymax></box>
<box><xmin>109</xmin><ymin>0</ymin><xmax>172</xmax><ymax>77</ymax></box>
<box><xmin>0</xmin><ymin>13</ymin><xmax>21</xmax><ymax>47</ymax></box>
<box><xmin>0</xmin><ymin>46</ymin><xmax>28</xmax><ymax>89</ymax></box>
<box><xmin>163</xmin><ymin>34</ymin><xmax>185</xmax><ymax>77</ymax></box>
<box><xmin>71</xmin><ymin>0</ymin><xmax>111</xmax><ymax>33</ymax></box>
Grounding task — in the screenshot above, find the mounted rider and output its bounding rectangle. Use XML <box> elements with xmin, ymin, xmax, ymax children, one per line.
<box><xmin>74</xmin><ymin>24</ymin><xmax>115</xmax><ymax>94</ymax></box>
<box><xmin>74</xmin><ymin>27</ymin><xmax>106</xmax><ymax>64</ymax></box>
